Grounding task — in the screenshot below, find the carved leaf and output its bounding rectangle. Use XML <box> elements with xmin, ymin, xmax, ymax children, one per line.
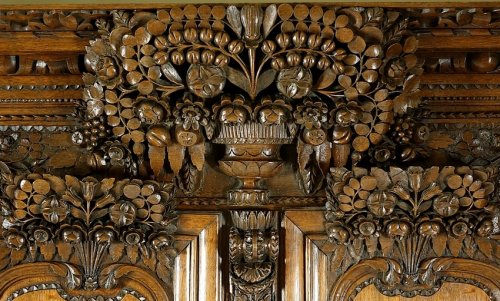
<box><xmin>188</xmin><ymin>142</ymin><xmax>205</xmax><ymax>171</ymax></box>
<box><xmin>256</xmin><ymin>69</ymin><xmax>277</xmax><ymax>95</ymax></box>
<box><xmin>10</xmin><ymin>248</ymin><xmax>26</xmax><ymax>266</ymax></box>
<box><xmin>56</xmin><ymin>241</ymin><xmax>72</xmax><ymax>262</ymax></box>
<box><xmin>0</xmin><ymin>256</ymin><xmax>8</xmax><ymax>271</ymax></box>
<box><xmin>109</xmin><ymin>242</ymin><xmax>125</xmax><ymax>262</ymax></box>
<box><xmin>329</xmin><ymin>244</ymin><xmax>346</xmax><ymax>272</ymax></box>
<box><xmin>40</xmin><ymin>242</ymin><xmax>56</xmax><ymax>261</ymax></box>
<box><xmin>432</xmin><ymin>232</ymin><xmax>447</xmax><ymax>256</ymax></box>
<box><xmin>379</xmin><ymin>234</ymin><xmax>394</xmax><ymax>257</ymax></box>
<box><xmin>156</xmin><ymin>251</ymin><xmax>172</xmax><ymax>283</ymax></box>
<box><xmin>179</xmin><ymin>161</ymin><xmax>201</xmax><ymax>194</ymax></box>
<box><xmin>263</xmin><ymin>5</ymin><xmax>277</xmax><ymax>38</ymax></box>
<box><xmin>315</xmin><ymin>68</ymin><xmax>336</xmax><ymax>90</ymax></box>
<box><xmin>161</xmin><ymin>63</ymin><xmax>183</xmax><ymax>84</ymax></box>
<box><xmin>475</xmin><ymin>237</ymin><xmax>493</xmax><ymax>260</ymax></box>
<box><xmin>365</xmin><ymin>236</ymin><xmax>378</xmax><ymax>257</ymax></box>
<box><xmin>227</xmin><ymin>6</ymin><xmax>242</xmax><ymax>38</ymax></box>
<box><xmin>127</xmin><ymin>244</ymin><xmax>139</xmax><ymax>264</ymax></box>
<box><xmin>225</xmin><ymin>66</ymin><xmax>250</xmax><ymax>92</ymax></box>
<box><xmin>167</xmin><ymin>143</ymin><xmax>185</xmax><ymax>176</ymax></box>
<box><xmin>149</xmin><ymin>145</ymin><xmax>166</xmax><ymax>178</ymax></box>
<box><xmin>448</xmin><ymin>237</ymin><xmax>464</xmax><ymax>257</ymax></box>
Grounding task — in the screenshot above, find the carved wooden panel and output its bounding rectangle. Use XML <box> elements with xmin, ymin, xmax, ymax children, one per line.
<box><xmin>0</xmin><ymin>3</ymin><xmax>498</xmax><ymax>301</ymax></box>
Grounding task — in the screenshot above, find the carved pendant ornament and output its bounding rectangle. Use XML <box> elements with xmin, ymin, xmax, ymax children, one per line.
<box><xmin>0</xmin><ymin>3</ymin><xmax>498</xmax><ymax>301</ymax></box>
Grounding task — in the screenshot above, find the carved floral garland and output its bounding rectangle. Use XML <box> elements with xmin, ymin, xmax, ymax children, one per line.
<box><xmin>325</xmin><ymin>165</ymin><xmax>499</xmax><ymax>298</ymax></box>
<box><xmin>82</xmin><ymin>5</ymin><xmax>422</xmax><ymax>195</ymax></box>
<box><xmin>0</xmin><ymin>162</ymin><xmax>177</xmax><ymax>292</ymax></box>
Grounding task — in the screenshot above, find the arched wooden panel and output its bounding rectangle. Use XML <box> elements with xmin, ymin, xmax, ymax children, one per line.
<box><xmin>355</xmin><ymin>284</ymin><xmax>489</xmax><ymax>301</ymax></box>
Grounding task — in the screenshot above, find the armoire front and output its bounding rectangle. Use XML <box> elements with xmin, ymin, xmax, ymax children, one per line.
<box><xmin>0</xmin><ymin>1</ymin><xmax>497</xmax><ymax>300</ymax></box>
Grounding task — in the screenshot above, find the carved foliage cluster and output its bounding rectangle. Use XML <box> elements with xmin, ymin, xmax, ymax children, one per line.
<box><xmin>325</xmin><ymin>166</ymin><xmax>499</xmax><ymax>297</ymax></box>
<box><xmin>0</xmin><ymin>162</ymin><xmax>177</xmax><ymax>291</ymax></box>
<box><xmin>0</xmin><ymin>10</ymin><xmax>108</xmax><ymax>31</ymax></box>
<box><xmin>82</xmin><ymin>5</ymin><xmax>422</xmax><ymax>195</ymax></box>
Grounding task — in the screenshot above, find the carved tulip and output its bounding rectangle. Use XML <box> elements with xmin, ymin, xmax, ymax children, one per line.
<box><xmin>241</xmin><ymin>5</ymin><xmax>263</xmax><ymax>43</ymax></box>
<box><xmin>5</xmin><ymin>230</ymin><xmax>26</xmax><ymax>250</ymax></box>
<box><xmin>151</xmin><ymin>232</ymin><xmax>173</xmax><ymax>250</ymax></box>
<box><xmin>327</xmin><ymin>224</ymin><xmax>350</xmax><ymax>243</ymax></box>
<box><xmin>387</xmin><ymin>220</ymin><xmax>411</xmax><ymax>238</ymax></box>
<box><xmin>94</xmin><ymin>228</ymin><xmax>115</xmax><ymax>244</ymax></box>
<box><xmin>476</xmin><ymin>219</ymin><xmax>494</xmax><ymax>237</ymax></box>
<box><xmin>418</xmin><ymin>221</ymin><xmax>441</xmax><ymax>237</ymax></box>
<box><xmin>62</xmin><ymin>227</ymin><xmax>83</xmax><ymax>244</ymax></box>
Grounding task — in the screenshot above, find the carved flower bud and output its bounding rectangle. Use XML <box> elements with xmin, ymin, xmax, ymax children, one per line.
<box><xmin>33</xmin><ymin>228</ymin><xmax>51</xmax><ymax>244</ymax></box>
<box><xmin>214</xmin><ymin>54</ymin><xmax>229</xmax><ymax>67</ymax></box>
<box><xmin>168</xmin><ymin>30</ymin><xmax>184</xmax><ymax>45</ymax></box>
<box><xmin>124</xmin><ymin>230</ymin><xmax>143</xmax><ymax>245</ymax></box>
<box><xmin>276</xmin><ymin>33</ymin><xmax>290</xmax><ymax>49</ymax></box>
<box><xmin>321</xmin><ymin>40</ymin><xmax>336</xmax><ymax>53</ymax></box>
<box><xmin>358</xmin><ymin>221</ymin><xmax>377</xmax><ymax>236</ymax></box>
<box><xmin>214</xmin><ymin>32</ymin><xmax>230</xmax><ymax>48</ymax></box>
<box><xmin>241</xmin><ymin>5</ymin><xmax>263</xmax><ymax>43</ymax></box>
<box><xmin>201</xmin><ymin>49</ymin><xmax>215</xmax><ymax>65</ymax></box>
<box><xmin>136</xmin><ymin>99</ymin><xmax>165</xmax><ymax>125</ymax></box>
<box><xmin>302</xmin><ymin>55</ymin><xmax>316</xmax><ymax>69</ymax></box>
<box><xmin>228</xmin><ymin>40</ymin><xmax>244</xmax><ymax>54</ymax></box>
<box><xmin>451</xmin><ymin>221</ymin><xmax>469</xmax><ymax>238</ymax></box>
<box><xmin>261</xmin><ymin>40</ymin><xmax>276</xmax><ymax>55</ymax></box>
<box><xmin>146</xmin><ymin>125</ymin><xmax>171</xmax><ymax>147</ymax></box>
<box><xmin>6</xmin><ymin>231</ymin><xmax>26</xmax><ymax>250</ymax></box>
<box><xmin>327</xmin><ymin>224</ymin><xmax>350</xmax><ymax>243</ymax></box>
<box><xmin>332</xmin><ymin>49</ymin><xmax>347</xmax><ymax>61</ymax></box>
<box><xmin>387</xmin><ymin>221</ymin><xmax>410</xmax><ymax>238</ymax></box>
<box><xmin>175</xmin><ymin>127</ymin><xmax>199</xmax><ymax>147</ymax></box>
<box><xmin>186</xmin><ymin>49</ymin><xmax>200</xmax><ymax>64</ymax></box>
<box><xmin>302</xmin><ymin>128</ymin><xmax>326</xmax><ymax>145</ymax></box>
<box><xmin>154</xmin><ymin>36</ymin><xmax>169</xmax><ymax>50</ymax></box>
<box><xmin>292</xmin><ymin>31</ymin><xmax>307</xmax><ymax>48</ymax></box>
<box><xmin>170</xmin><ymin>50</ymin><xmax>185</xmax><ymax>65</ymax></box>
<box><xmin>418</xmin><ymin>221</ymin><xmax>441</xmax><ymax>237</ymax></box>
<box><xmin>316</xmin><ymin>57</ymin><xmax>331</xmax><ymax>70</ymax></box>
<box><xmin>332</xmin><ymin>125</ymin><xmax>352</xmax><ymax>144</ymax></box>
<box><xmin>199</xmin><ymin>28</ymin><xmax>214</xmax><ymax>44</ymax></box>
<box><xmin>286</xmin><ymin>52</ymin><xmax>302</xmax><ymax>67</ymax></box>
<box><xmin>476</xmin><ymin>219</ymin><xmax>494</xmax><ymax>237</ymax></box>
<box><xmin>94</xmin><ymin>229</ymin><xmax>115</xmax><ymax>245</ymax></box>
<box><xmin>331</xmin><ymin>61</ymin><xmax>345</xmax><ymax>75</ymax></box>
<box><xmin>151</xmin><ymin>233</ymin><xmax>172</xmax><ymax>250</ymax></box>
<box><xmin>62</xmin><ymin>227</ymin><xmax>82</xmax><ymax>244</ymax></box>
<box><xmin>308</xmin><ymin>34</ymin><xmax>322</xmax><ymax>49</ymax></box>
<box><xmin>400</xmin><ymin>146</ymin><xmax>416</xmax><ymax>162</ymax></box>
<box><xmin>183</xmin><ymin>27</ymin><xmax>198</xmax><ymax>43</ymax></box>
<box><xmin>271</xmin><ymin>57</ymin><xmax>287</xmax><ymax>71</ymax></box>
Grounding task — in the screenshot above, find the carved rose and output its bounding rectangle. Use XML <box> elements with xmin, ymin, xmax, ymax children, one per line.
<box><xmin>174</xmin><ymin>100</ymin><xmax>209</xmax><ymax>131</ymax></box>
<box><xmin>124</xmin><ymin>230</ymin><xmax>143</xmax><ymax>245</ymax></box>
<box><xmin>382</xmin><ymin>58</ymin><xmax>406</xmax><ymax>89</ymax></box>
<box><xmin>332</xmin><ymin>102</ymin><xmax>362</xmax><ymax>127</ymax></box>
<box><xmin>357</xmin><ymin>220</ymin><xmax>378</xmax><ymax>237</ymax></box>
<box><xmin>96</xmin><ymin>56</ymin><xmax>121</xmax><ymax>88</ymax></box>
<box><xmin>62</xmin><ymin>226</ymin><xmax>83</xmax><ymax>244</ymax></box>
<box><xmin>32</xmin><ymin>227</ymin><xmax>52</xmax><ymax>243</ymax></box>
<box><xmin>5</xmin><ymin>230</ymin><xmax>26</xmax><ymax>250</ymax></box>
<box><xmin>41</xmin><ymin>196</ymin><xmax>69</xmax><ymax>224</ymax></box>
<box><xmin>186</xmin><ymin>65</ymin><xmax>226</xmax><ymax>98</ymax></box>
<box><xmin>277</xmin><ymin>66</ymin><xmax>313</xmax><ymax>99</ymax></box>
<box><xmin>418</xmin><ymin>221</ymin><xmax>441</xmax><ymax>237</ymax></box>
<box><xmin>433</xmin><ymin>192</ymin><xmax>460</xmax><ymax>217</ymax></box>
<box><xmin>386</xmin><ymin>220</ymin><xmax>411</xmax><ymax>238</ymax></box>
<box><xmin>294</xmin><ymin>100</ymin><xmax>328</xmax><ymax>130</ymax></box>
<box><xmin>367</xmin><ymin>191</ymin><xmax>396</xmax><ymax>217</ymax></box>
<box><xmin>110</xmin><ymin>201</ymin><xmax>136</xmax><ymax>227</ymax></box>
<box><xmin>451</xmin><ymin>221</ymin><xmax>470</xmax><ymax>238</ymax></box>
<box><xmin>476</xmin><ymin>219</ymin><xmax>494</xmax><ymax>237</ymax></box>
<box><xmin>136</xmin><ymin>98</ymin><xmax>166</xmax><ymax>125</ymax></box>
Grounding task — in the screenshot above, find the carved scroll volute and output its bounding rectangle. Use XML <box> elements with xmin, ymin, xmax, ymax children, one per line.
<box><xmin>325</xmin><ymin>165</ymin><xmax>499</xmax><ymax>299</ymax></box>
<box><xmin>229</xmin><ymin>211</ymin><xmax>279</xmax><ymax>301</ymax></box>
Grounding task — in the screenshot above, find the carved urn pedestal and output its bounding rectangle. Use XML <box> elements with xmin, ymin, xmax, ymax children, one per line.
<box><xmin>214</xmin><ymin>122</ymin><xmax>294</xmax><ymax>205</ymax></box>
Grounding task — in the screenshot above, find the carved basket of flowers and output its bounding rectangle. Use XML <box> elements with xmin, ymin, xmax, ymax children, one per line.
<box><xmin>213</xmin><ymin>95</ymin><xmax>295</xmax><ymax>205</ymax></box>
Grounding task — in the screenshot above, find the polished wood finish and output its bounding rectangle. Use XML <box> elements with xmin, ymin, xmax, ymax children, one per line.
<box><xmin>0</xmin><ymin>3</ymin><xmax>498</xmax><ymax>301</ymax></box>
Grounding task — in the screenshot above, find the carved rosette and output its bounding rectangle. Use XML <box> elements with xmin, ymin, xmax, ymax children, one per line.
<box><xmin>0</xmin><ymin>162</ymin><xmax>177</xmax><ymax>298</ymax></box>
<box><xmin>229</xmin><ymin>211</ymin><xmax>279</xmax><ymax>301</ymax></box>
<box><xmin>325</xmin><ymin>165</ymin><xmax>499</xmax><ymax>299</ymax></box>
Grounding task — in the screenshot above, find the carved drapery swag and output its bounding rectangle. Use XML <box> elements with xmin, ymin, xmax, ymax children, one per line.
<box><xmin>0</xmin><ymin>4</ymin><xmax>498</xmax><ymax>301</ymax></box>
